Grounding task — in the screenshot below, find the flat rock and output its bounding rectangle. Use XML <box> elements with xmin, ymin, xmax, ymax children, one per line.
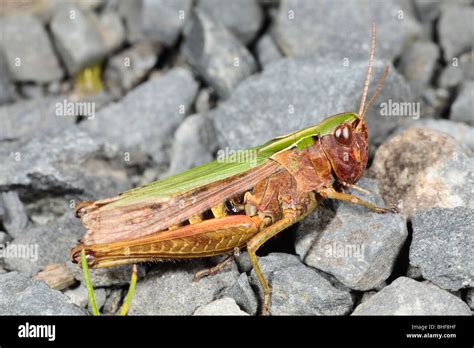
<box><xmin>3</xmin><ymin>212</ymin><xmax>84</xmax><ymax>275</ymax></box>
<box><xmin>352</xmin><ymin>277</ymin><xmax>471</xmax><ymax>315</ymax></box>
<box><xmin>0</xmin><ymin>97</ymin><xmax>77</xmax><ymax>142</ymax></box>
<box><xmin>0</xmin><ymin>15</ymin><xmax>63</xmax><ymax>82</ymax></box>
<box><xmin>128</xmin><ymin>260</ymin><xmax>239</xmax><ymax>315</ymax></box>
<box><xmin>370</xmin><ymin>128</ymin><xmax>474</xmax><ymax>217</ymax></box>
<box><xmin>450</xmin><ymin>82</ymin><xmax>473</xmax><ymax>125</ymax></box>
<box><xmin>438</xmin><ymin>4</ymin><xmax>474</xmax><ymax>61</ymax></box>
<box><xmin>249</xmin><ymin>253</ymin><xmax>353</xmax><ymax>315</ymax></box>
<box><xmin>275</xmin><ymin>0</ymin><xmax>421</xmax><ymax>61</ymax></box>
<box><xmin>409</xmin><ymin>207</ymin><xmax>473</xmax><ymax>290</ymax></box>
<box><xmin>196</xmin><ymin>0</ymin><xmax>264</xmax><ymax>44</ymax></box>
<box><xmin>0</xmin><ymin>127</ymin><xmax>131</xmax><ymax>199</ymax></box>
<box><xmin>50</xmin><ymin>4</ymin><xmax>108</xmax><ymax>74</ymax></box>
<box><xmin>296</xmin><ymin>178</ymin><xmax>407</xmax><ymax>291</ymax></box>
<box><xmin>0</xmin><ymin>271</ymin><xmax>84</xmax><ymax>315</ymax></box>
<box><xmin>0</xmin><ymin>191</ymin><xmax>29</xmax><ymax>239</ymax></box>
<box><xmin>194</xmin><ymin>297</ymin><xmax>249</xmax><ymax>315</ymax></box>
<box><xmin>223</xmin><ymin>272</ymin><xmax>258</xmax><ymax>315</ymax></box>
<box><xmin>211</xmin><ymin>58</ymin><xmax>412</xmax><ymax>150</ymax></box>
<box><xmin>398</xmin><ymin>40</ymin><xmax>439</xmax><ymax>97</ymax></box>
<box><xmin>182</xmin><ymin>9</ymin><xmax>257</xmax><ymax>99</ymax></box>
<box><xmin>167</xmin><ymin>114</ymin><xmax>217</xmax><ymax>176</ymax></box>
<box><xmin>81</xmin><ymin>68</ymin><xmax>198</xmax><ymax>165</ymax></box>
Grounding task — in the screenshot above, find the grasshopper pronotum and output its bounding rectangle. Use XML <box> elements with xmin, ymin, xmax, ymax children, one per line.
<box><xmin>71</xmin><ymin>23</ymin><xmax>398</xmax><ymax>315</ymax></box>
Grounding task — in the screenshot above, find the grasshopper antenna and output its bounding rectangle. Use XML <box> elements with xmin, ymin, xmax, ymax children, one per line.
<box><xmin>358</xmin><ymin>22</ymin><xmax>376</xmax><ymax>118</ymax></box>
<box><xmin>362</xmin><ymin>65</ymin><xmax>389</xmax><ymax>118</ymax></box>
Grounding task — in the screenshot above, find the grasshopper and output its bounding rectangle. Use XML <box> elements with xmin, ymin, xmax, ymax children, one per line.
<box><xmin>70</xmin><ymin>23</ymin><xmax>398</xmax><ymax>315</ymax></box>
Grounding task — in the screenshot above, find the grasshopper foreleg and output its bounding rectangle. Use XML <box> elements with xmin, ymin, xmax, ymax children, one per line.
<box><xmin>319</xmin><ymin>187</ymin><xmax>399</xmax><ymax>213</ymax></box>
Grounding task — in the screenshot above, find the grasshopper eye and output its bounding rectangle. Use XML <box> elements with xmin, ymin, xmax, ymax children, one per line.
<box><xmin>334</xmin><ymin>124</ymin><xmax>353</xmax><ymax>146</ymax></box>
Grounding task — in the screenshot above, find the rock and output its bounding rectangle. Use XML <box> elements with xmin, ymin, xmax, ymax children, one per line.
<box><xmin>98</xmin><ymin>11</ymin><xmax>125</xmax><ymax>53</ymax></box>
<box><xmin>0</xmin><ymin>53</ymin><xmax>14</xmax><ymax>105</ymax></box>
<box><xmin>128</xmin><ymin>260</ymin><xmax>239</xmax><ymax>315</ymax></box>
<box><xmin>196</xmin><ymin>0</ymin><xmax>264</xmax><ymax>44</ymax></box>
<box><xmin>466</xmin><ymin>288</ymin><xmax>474</xmax><ymax>310</ymax></box>
<box><xmin>438</xmin><ymin>4</ymin><xmax>474</xmax><ymax>61</ymax></box>
<box><xmin>370</xmin><ymin>128</ymin><xmax>474</xmax><ymax>217</ymax></box>
<box><xmin>0</xmin><ymin>127</ymin><xmax>131</xmax><ymax>199</ymax></box>
<box><xmin>104</xmin><ymin>42</ymin><xmax>160</xmax><ymax>95</ymax></box>
<box><xmin>34</xmin><ymin>263</ymin><xmax>76</xmax><ymax>290</ymax></box>
<box><xmin>212</xmin><ymin>58</ymin><xmax>411</xmax><ymax>152</ymax></box>
<box><xmin>103</xmin><ymin>288</ymin><xmax>123</xmax><ymax>314</ymax></box>
<box><xmin>249</xmin><ymin>253</ymin><xmax>353</xmax><ymax>315</ymax></box>
<box><xmin>88</xmin><ymin>288</ymin><xmax>107</xmax><ymax>311</ymax></box>
<box><xmin>275</xmin><ymin>0</ymin><xmax>421</xmax><ymax>61</ymax></box>
<box><xmin>450</xmin><ymin>82</ymin><xmax>473</xmax><ymax>125</ymax></box>
<box><xmin>223</xmin><ymin>273</ymin><xmax>258</xmax><ymax>315</ymax></box>
<box><xmin>419</xmin><ymin>88</ymin><xmax>450</xmax><ymax>118</ymax></box>
<box><xmin>182</xmin><ymin>10</ymin><xmax>257</xmax><ymax>99</ymax></box>
<box><xmin>81</xmin><ymin>68</ymin><xmax>198</xmax><ymax>165</ymax></box>
<box><xmin>194</xmin><ymin>297</ymin><xmax>249</xmax><ymax>315</ymax></box>
<box><xmin>256</xmin><ymin>34</ymin><xmax>283</xmax><ymax>67</ymax></box>
<box><xmin>438</xmin><ymin>52</ymin><xmax>474</xmax><ymax>88</ymax></box>
<box><xmin>409</xmin><ymin>207</ymin><xmax>473</xmax><ymax>291</ymax></box>
<box><xmin>0</xmin><ymin>97</ymin><xmax>77</xmax><ymax>142</ymax></box>
<box><xmin>70</xmin><ymin>262</ymin><xmax>146</xmax><ymax>288</ymax></box>
<box><xmin>0</xmin><ymin>191</ymin><xmax>29</xmax><ymax>239</ymax></box>
<box><xmin>3</xmin><ymin>212</ymin><xmax>83</xmax><ymax>275</ymax></box>
<box><xmin>397</xmin><ymin>41</ymin><xmax>439</xmax><ymax>97</ymax></box>
<box><xmin>352</xmin><ymin>277</ymin><xmax>471</xmax><ymax>315</ymax></box>
<box><xmin>64</xmin><ymin>284</ymin><xmax>89</xmax><ymax>308</ymax></box>
<box><xmin>0</xmin><ymin>231</ymin><xmax>11</xmax><ymax>245</ymax></box>
<box><xmin>194</xmin><ymin>87</ymin><xmax>215</xmax><ymax>113</ymax></box>
<box><xmin>393</xmin><ymin>119</ymin><xmax>474</xmax><ymax>151</ymax></box>
<box><xmin>0</xmin><ymin>15</ymin><xmax>63</xmax><ymax>82</ymax></box>
<box><xmin>235</xmin><ymin>251</ymin><xmax>253</xmax><ymax>273</ymax></box>
<box><xmin>360</xmin><ymin>291</ymin><xmax>377</xmax><ymax>304</ymax></box>
<box><xmin>406</xmin><ymin>265</ymin><xmax>423</xmax><ymax>280</ymax></box>
<box><xmin>0</xmin><ymin>271</ymin><xmax>85</xmax><ymax>315</ymax></box>
<box><xmin>117</xmin><ymin>0</ymin><xmax>144</xmax><ymax>43</ymax></box>
<box><xmin>18</xmin><ymin>84</ymin><xmax>45</xmax><ymax>99</ymax></box>
<box><xmin>295</xmin><ymin>178</ymin><xmax>407</xmax><ymax>290</ymax></box>
<box><xmin>50</xmin><ymin>4</ymin><xmax>108</xmax><ymax>75</ymax></box>
<box><xmin>141</xmin><ymin>0</ymin><xmax>192</xmax><ymax>46</ymax></box>
<box><xmin>167</xmin><ymin>114</ymin><xmax>217</xmax><ymax>175</ymax></box>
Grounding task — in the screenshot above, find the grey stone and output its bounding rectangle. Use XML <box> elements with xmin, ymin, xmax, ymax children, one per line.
<box><xmin>167</xmin><ymin>114</ymin><xmax>218</xmax><ymax>176</ymax></box>
<box><xmin>197</xmin><ymin>0</ymin><xmax>264</xmax><ymax>44</ymax></box>
<box><xmin>295</xmin><ymin>178</ymin><xmax>407</xmax><ymax>291</ymax></box>
<box><xmin>118</xmin><ymin>0</ymin><xmax>144</xmax><ymax>43</ymax></box>
<box><xmin>352</xmin><ymin>277</ymin><xmax>471</xmax><ymax>315</ymax></box>
<box><xmin>256</xmin><ymin>34</ymin><xmax>283</xmax><ymax>67</ymax></box>
<box><xmin>450</xmin><ymin>82</ymin><xmax>473</xmax><ymax>125</ymax></box>
<box><xmin>104</xmin><ymin>42</ymin><xmax>160</xmax><ymax>95</ymax></box>
<box><xmin>419</xmin><ymin>88</ymin><xmax>450</xmax><ymax>118</ymax></box>
<box><xmin>370</xmin><ymin>128</ymin><xmax>474</xmax><ymax>217</ymax></box>
<box><xmin>0</xmin><ymin>191</ymin><xmax>29</xmax><ymax>239</ymax></box>
<box><xmin>0</xmin><ymin>127</ymin><xmax>131</xmax><ymax>199</ymax></box>
<box><xmin>223</xmin><ymin>273</ymin><xmax>258</xmax><ymax>315</ymax></box>
<box><xmin>438</xmin><ymin>4</ymin><xmax>474</xmax><ymax>61</ymax></box>
<box><xmin>0</xmin><ymin>271</ymin><xmax>85</xmax><ymax>315</ymax></box>
<box><xmin>194</xmin><ymin>88</ymin><xmax>214</xmax><ymax>113</ymax></box>
<box><xmin>0</xmin><ymin>53</ymin><xmax>14</xmax><ymax>105</ymax></box>
<box><xmin>194</xmin><ymin>297</ymin><xmax>249</xmax><ymax>315</ymax></box>
<box><xmin>183</xmin><ymin>10</ymin><xmax>257</xmax><ymax>99</ymax></box>
<box><xmin>3</xmin><ymin>212</ymin><xmax>83</xmax><ymax>276</ymax></box>
<box><xmin>275</xmin><ymin>0</ymin><xmax>421</xmax><ymax>61</ymax></box>
<box><xmin>398</xmin><ymin>41</ymin><xmax>439</xmax><ymax>97</ymax></box>
<box><xmin>406</xmin><ymin>265</ymin><xmax>423</xmax><ymax>280</ymax></box>
<box><xmin>141</xmin><ymin>0</ymin><xmax>192</xmax><ymax>46</ymax></box>
<box><xmin>129</xmin><ymin>260</ymin><xmax>239</xmax><ymax>315</ymax></box>
<box><xmin>250</xmin><ymin>253</ymin><xmax>353</xmax><ymax>315</ymax></box>
<box><xmin>0</xmin><ymin>15</ymin><xmax>63</xmax><ymax>82</ymax></box>
<box><xmin>211</xmin><ymin>58</ymin><xmax>411</xmax><ymax>152</ymax></box>
<box><xmin>103</xmin><ymin>288</ymin><xmax>123</xmax><ymax>314</ymax></box>
<box><xmin>0</xmin><ymin>231</ymin><xmax>11</xmax><ymax>245</ymax></box>
<box><xmin>18</xmin><ymin>84</ymin><xmax>44</xmax><ymax>99</ymax></box>
<box><xmin>393</xmin><ymin>118</ymin><xmax>474</xmax><ymax>151</ymax></box>
<box><xmin>360</xmin><ymin>291</ymin><xmax>377</xmax><ymax>304</ymax></box>
<box><xmin>235</xmin><ymin>251</ymin><xmax>253</xmax><ymax>273</ymax></box>
<box><xmin>98</xmin><ymin>11</ymin><xmax>125</xmax><ymax>53</ymax></box>
<box><xmin>410</xmin><ymin>207</ymin><xmax>473</xmax><ymax>291</ymax></box>
<box><xmin>466</xmin><ymin>288</ymin><xmax>474</xmax><ymax>310</ymax></box>
<box><xmin>88</xmin><ymin>288</ymin><xmax>107</xmax><ymax>311</ymax></box>
<box><xmin>438</xmin><ymin>52</ymin><xmax>474</xmax><ymax>88</ymax></box>
<box><xmin>0</xmin><ymin>97</ymin><xmax>77</xmax><ymax>142</ymax></box>
<box><xmin>81</xmin><ymin>68</ymin><xmax>198</xmax><ymax>165</ymax></box>
<box><xmin>64</xmin><ymin>284</ymin><xmax>89</xmax><ymax>308</ymax></box>
<box><xmin>50</xmin><ymin>4</ymin><xmax>108</xmax><ymax>74</ymax></box>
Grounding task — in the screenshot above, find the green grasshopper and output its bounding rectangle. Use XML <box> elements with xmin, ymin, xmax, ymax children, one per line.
<box><xmin>71</xmin><ymin>23</ymin><xmax>397</xmax><ymax>315</ymax></box>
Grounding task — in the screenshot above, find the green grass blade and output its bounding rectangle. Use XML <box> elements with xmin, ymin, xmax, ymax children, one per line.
<box><xmin>81</xmin><ymin>249</ymin><xmax>99</xmax><ymax>316</ymax></box>
<box><xmin>119</xmin><ymin>264</ymin><xmax>138</xmax><ymax>316</ymax></box>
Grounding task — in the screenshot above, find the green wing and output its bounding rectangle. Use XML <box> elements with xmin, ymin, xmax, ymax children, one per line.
<box><xmin>107</xmin><ymin>112</ymin><xmax>358</xmax><ymax>208</ymax></box>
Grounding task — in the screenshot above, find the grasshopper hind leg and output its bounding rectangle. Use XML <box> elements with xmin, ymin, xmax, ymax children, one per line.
<box><xmin>193</xmin><ymin>247</ymin><xmax>240</xmax><ymax>281</ymax></box>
